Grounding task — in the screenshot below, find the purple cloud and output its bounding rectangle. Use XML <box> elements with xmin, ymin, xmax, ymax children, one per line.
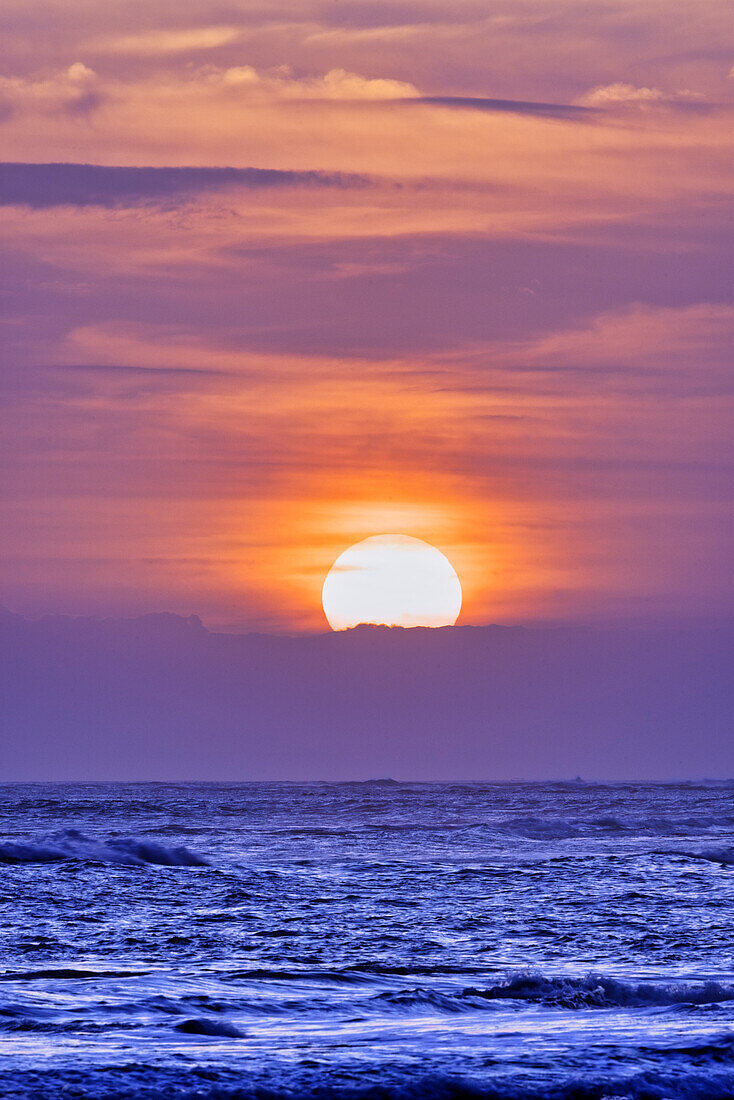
<box><xmin>0</xmin><ymin>162</ymin><xmax>370</xmax><ymax>209</ymax></box>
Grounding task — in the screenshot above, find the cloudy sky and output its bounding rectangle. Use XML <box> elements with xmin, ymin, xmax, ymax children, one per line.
<box><xmin>2</xmin><ymin>0</ymin><xmax>733</xmax><ymax>631</ymax></box>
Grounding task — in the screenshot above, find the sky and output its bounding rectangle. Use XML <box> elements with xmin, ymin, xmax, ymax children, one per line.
<box><xmin>2</xmin><ymin>0</ymin><xmax>733</xmax><ymax>633</ymax></box>
<box><xmin>3</xmin><ymin>609</ymin><xmax>733</xmax><ymax>779</ymax></box>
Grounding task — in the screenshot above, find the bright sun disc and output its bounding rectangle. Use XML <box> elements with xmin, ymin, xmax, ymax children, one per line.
<box><xmin>322</xmin><ymin>534</ymin><xmax>462</xmax><ymax>631</ymax></box>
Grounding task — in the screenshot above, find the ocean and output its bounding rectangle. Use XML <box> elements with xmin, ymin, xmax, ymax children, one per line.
<box><xmin>0</xmin><ymin>781</ymin><xmax>733</xmax><ymax>1099</ymax></box>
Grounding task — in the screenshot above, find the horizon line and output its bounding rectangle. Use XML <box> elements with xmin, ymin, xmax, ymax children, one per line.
<box><xmin>2</xmin><ymin>604</ymin><xmax>732</xmax><ymax>637</ymax></box>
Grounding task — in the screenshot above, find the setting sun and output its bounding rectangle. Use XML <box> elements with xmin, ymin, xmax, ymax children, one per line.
<box><xmin>321</xmin><ymin>534</ymin><xmax>462</xmax><ymax>630</ymax></box>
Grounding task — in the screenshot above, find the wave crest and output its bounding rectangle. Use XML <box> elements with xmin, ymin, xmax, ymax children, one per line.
<box><xmin>376</xmin><ymin>974</ymin><xmax>734</xmax><ymax>1012</ymax></box>
<box><xmin>0</xmin><ymin>829</ymin><xmax>207</xmax><ymax>867</ymax></box>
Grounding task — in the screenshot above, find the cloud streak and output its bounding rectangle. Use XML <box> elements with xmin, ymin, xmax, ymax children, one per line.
<box><xmin>411</xmin><ymin>95</ymin><xmax>593</xmax><ymax>120</ymax></box>
<box><xmin>0</xmin><ymin>162</ymin><xmax>370</xmax><ymax>209</ymax></box>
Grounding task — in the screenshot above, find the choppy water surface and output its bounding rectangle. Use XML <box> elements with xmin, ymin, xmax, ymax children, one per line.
<box><xmin>0</xmin><ymin>781</ymin><xmax>733</xmax><ymax>1099</ymax></box>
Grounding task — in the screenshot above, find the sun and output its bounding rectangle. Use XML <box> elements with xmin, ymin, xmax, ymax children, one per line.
<box><xmin>322</xmin><ymin>534</ymin><xmax>462</xmax><ymax>631</ymax></box>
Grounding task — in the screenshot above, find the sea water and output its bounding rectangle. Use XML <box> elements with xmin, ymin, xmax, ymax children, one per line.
<box><xmin>0</xmin><ymin>781</ymin><xmax>733</xmax><ymax>1098</ymax></box>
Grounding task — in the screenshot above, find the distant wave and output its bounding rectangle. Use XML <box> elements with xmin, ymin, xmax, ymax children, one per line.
<box><xmin>0</xmin><ymin>1016</ymin><xmax>129</xmax><ymax>1034</ymax></box>
<box><xmin>0</xmin><ymin>829</ymin><xmax>208</xmax><ymax>866</ymax></box>
<box><xmin>222</xmin><ymin>966</ymin><xmax>377</xmax><ymax>984</ymax></box>
<box><xmin>494</xmin><ymin>815</ymin><xmax>734</xmax><ymax>840</ymax></box>
<box><xmin>653</xmin><ymin>846</ymin><xmax>734</xmax><ymax>867</ymax></box>
<box><xmin>0</xmin><ymin>968</ymin><xmax>149</xmax><ymax>981</ymax></box>
<box><xmin>689</xmin><ymin>847</ymin><xmax>734</xmax><ymax>866</ymax></box>
<box><xmin>219</xmin><ymin>963</ymin><xmax>483</xmax><ymax>984</ymax></box>
<box><xmin>375</xmin><ymin>973</ymin><xmax>734</xmax><ymax>1012</ymax></box>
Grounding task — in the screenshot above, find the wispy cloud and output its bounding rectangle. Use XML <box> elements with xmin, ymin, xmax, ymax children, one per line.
<box><xmin>92</xmin><ymin>26</ymin><xmax>243</xmax><ymax>55</ymax></box>
<box><xmin>578</xmin><ymin>83</ymin><xmax>710</xmax><ymax>112</ymax></box>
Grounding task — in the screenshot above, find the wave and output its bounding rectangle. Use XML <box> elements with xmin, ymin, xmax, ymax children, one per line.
<box><xmin>654</xmin><ymin>847</ymin><xmax>734</xmax><ymax>867</ymax></box>
<box><xmin>219</xmin><ymin>963</ymin><xmax>483</xmax><ymax>985</ymax></box>
<box><xmin>692</xmin><ymin>847</ymin><xmax>734</xmax><ymax>866</ymax></box>
<box><xmin>222</xmin><ymin>966</ymin><xmax>376</xmax><ymax>984</ymax></box>
<box><xmin>494</xmin><ymin>815</ymin><xmax>734</xmax><ymax>840</ymax></box>
<box><xmin>0</xmin><ymin>829</ymin><xmax>208</xmax><ymax>867</ymax></box>
<box><xmin>375</xmin><ymin>974</ymin><xmax>734</xmax><ymax>1012</ymax></box>
<box><xmin>471</xmin><ymin>973</ymin><xmax>734</xmax><ymax>1010</ymax></box>
<box><xmin>0</xmin><ymin>1017</ymin><xmax>128</xmax><ymax>1034</ymax></box>
<box><xmin>174</xmin><ymin>1017</ymin><xmax>244</xmax><ymax>1038</ymax></box>
<box><xmin>374</xmin><ymin>989</ymin><xmax>479</xmax><ymax>1013</ymax></box>
<box><xmin>0</xmin><ymin>968</ymin><xmax>148</xmax><ymax>982</ymax></box>
<box><xmin>348</xmin><ymin>962</ymin><xmax>483</xmax><ymax>977</ymax></box>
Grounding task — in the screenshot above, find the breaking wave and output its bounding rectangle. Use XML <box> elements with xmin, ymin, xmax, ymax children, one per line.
<box><xmin>376</xmin><ymin>974</ymin><xmax>734</xmax><ymax>1012</ymax></box>
<box><xmin>0</xmin><ymin>829</ymin><xmax>208</xmax><ymax>867</ymax></box>
<box><xmin>468</xmin><ymin>973</ymin><xmax>734</xmax><ymax>1009</ymax></box>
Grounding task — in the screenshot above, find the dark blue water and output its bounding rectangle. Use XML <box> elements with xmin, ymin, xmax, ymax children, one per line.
<box><xmin>1</xmin><ymin>782</ymin><xmax>733</xmax><ymax>1099</ymax></box>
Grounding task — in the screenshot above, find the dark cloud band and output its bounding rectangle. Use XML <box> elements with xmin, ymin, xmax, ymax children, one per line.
<box><xmin>0</xmin><ymin>162</ymin><xmax>369</xmax><ymax>209</ymax></box>
<box><xmin>412</xmin><ymin>96</ymin><xmax>593</xmax><ymax>120</ymax></box>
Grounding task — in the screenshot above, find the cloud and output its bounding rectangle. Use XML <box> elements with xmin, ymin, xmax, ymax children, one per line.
<box><xmin>0</xmin><ymin>63</ymin><xmax>418</xmax><ymax>139</ymax></box>
<box><xmin>93</xmin><ymin>26</ymin><xmax>243</xmax><ymax>55</ymax></box>
<box><xmin>0</xmin><ymin>63</ymin><xmax>103</xmax><ymax>118</ymax></box>
<box><xmin>5</xmin><ymin>301</ymin><xmax>733</xmax><ymax>632</ymax></box>
<box><xmin>411</xmin><ymin>95</ymin><xmax>592</xmax><ymax>120</ymax></box>
<box><xmin>0</xmin><ymin>162</ymin><xmax>370</xmax><ymax>209</ymax></box>
<box><xmin>67</xmin><ymin>62</ymin><xmax>95</xmax><ymax>82</ymax></box>
<box><xmin>213</xmin><ymin>65</ymin><xmax>419</xmax><ymax>100</ymax></box>
<box><xmin>522</xmin><ymin>302</ymin><xmax>734</xmax><ymax>394</ymax></box>
<box><xmin>1</xmin><ymin>60</ymin><xmax>728</xmax><ymax>216</ymax></box>
<box><xmin>579</xmin><ymin>83</ymin><xmax>706</xmax><ymax>109</ymax></box>
<box><xmin>0</xmin><ymin>0</ymin><xmax>732</xmax><ymax>637</ymax></box>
